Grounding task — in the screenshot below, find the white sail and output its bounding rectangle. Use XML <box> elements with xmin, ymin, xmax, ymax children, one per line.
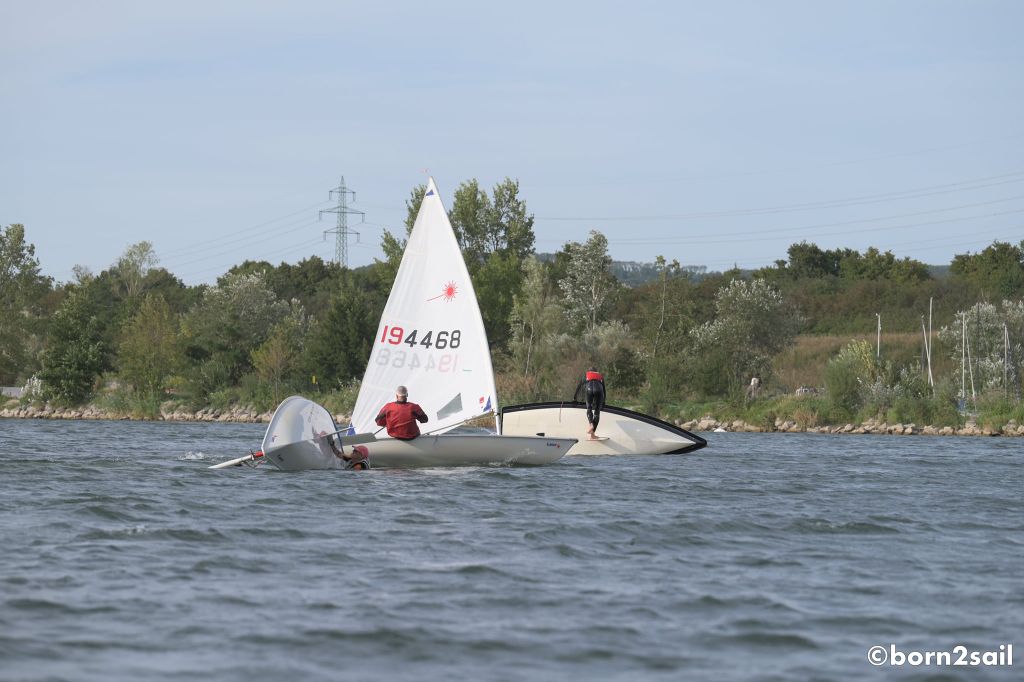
<box><xmin>350</xmin><ymin>178</ymin><xmax>497</xmax><ymax>435</ymax></box>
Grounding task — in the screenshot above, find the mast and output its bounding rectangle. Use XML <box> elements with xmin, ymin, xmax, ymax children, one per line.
<box><xmin>961</xmin><ymin>314</ymin><xmax>966</xmax><ymax>404</ymax></box>
<box><xmin>876</xmin><ymin>313</ymin><xmax>881</xmax><ymax>359</ymax></box>
<box><xmin>927</xmin><ymin>297</ymin><xmax>934</xmax><ymax>390</ymax></box>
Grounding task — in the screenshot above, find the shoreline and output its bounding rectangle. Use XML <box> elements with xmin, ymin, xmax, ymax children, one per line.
<box><xmin>678</xmin><ymin>416</ymin><xmax>1024</xmax><ymax>437</ymax></box>
<box><xmin>2</xmin><ymin>404</ymin><xmax>1021</xmax><ymax>437</ymax></box>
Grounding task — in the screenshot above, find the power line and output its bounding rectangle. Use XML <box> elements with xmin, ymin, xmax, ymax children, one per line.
<box><xmin>176</xmin><ymin>236</ymin><xmax>327</xmax><ymax>282</ymax></box>
<box><xmin>158</xmin><ymin>199</ymin><xmax>331</xmax><ymax>259</ymax></box>
<box><xmin>602</xmin><ymin>195</ymin><xmax>1024</xmax><ymax>245</ymax></box>
<box><xmin>161</xmin><ymin>219</ymin><xmax>321</xmax><ymax>269</ymax></box>
<box><xmin>607</xmin><ymin>207</ymin><xmax>1024</xmax><ymax>247</ymax></box>
<box><xmin>537</xmin><ymin>171</ymin><xmax>1024</xmax><ymax>222</ymax></box>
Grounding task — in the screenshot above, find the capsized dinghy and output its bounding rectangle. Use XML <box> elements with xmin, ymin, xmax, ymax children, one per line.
<box><xmin>499</xmin><ymin>402</ymin><xmax>706</xmax><ymax>456</ymax></box>
<box><xmin>208</xmin><ymin>395</ymin><xmax>376</xmax><ymax>470</ymax></box>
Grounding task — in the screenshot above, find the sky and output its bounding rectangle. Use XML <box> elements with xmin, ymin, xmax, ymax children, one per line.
<box><xmin>2</xmin><ymin>1</ymin><xmax>1023</xmax><ymax>285</ymax></box>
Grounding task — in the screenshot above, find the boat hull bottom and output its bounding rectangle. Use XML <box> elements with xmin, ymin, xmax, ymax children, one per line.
<box><xmin>499</xmin><ymin>402</ymin><xmax>707</xmax><ymax>456</ymax></box>
<box><xmin>267</xmin><ymin>433</ymin><xmax>576</xmax><ymax>471</ymax></box>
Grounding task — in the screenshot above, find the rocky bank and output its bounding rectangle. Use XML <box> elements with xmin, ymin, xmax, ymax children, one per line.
<box><xmin>678</xmin><ymin>416</ymin><xmax>1024</xmax><ymax>437</ymax></box>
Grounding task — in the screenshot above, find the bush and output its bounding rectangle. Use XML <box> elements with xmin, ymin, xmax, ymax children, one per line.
<box><xmin>238</xmin><ymin>372</ymin><xmax>276</xmax><ymax>412</ymax></box>
<box><xmin>93</xmin><ymin>384</ymin><xmax>163</xmax><ymax>419</ymax></box>
<box><xmin>975</xmin><ymin>392</ymin><xmax>1024</xmax><ymax>430</ymax></box>
<box><xmin>824</xmin><ymin>341</ymin><xmax>877</xmax><ymax>419</ymax></box>
<box><xmin>317</xmin><ymin>379</ymin><xmax>362</xmax><ymax>421</ymax></box>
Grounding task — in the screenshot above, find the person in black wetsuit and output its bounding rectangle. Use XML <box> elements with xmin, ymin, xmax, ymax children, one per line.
<box><xmin>573</xmin><ymin>367</ymin><xmax>606</xmax><ymax>440</ymax></box>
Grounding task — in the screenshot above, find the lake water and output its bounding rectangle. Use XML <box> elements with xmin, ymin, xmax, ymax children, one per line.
<box><xmin>1</xmin><ymin>419</ymin><xmax>1020</xmax><ymax>681</ymax></box>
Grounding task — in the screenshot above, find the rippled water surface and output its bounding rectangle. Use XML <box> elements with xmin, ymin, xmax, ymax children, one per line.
<box><xmin>1</xmin><ymin>419</ymin><xmax>1021</xmax><ymax>681</ymax></box>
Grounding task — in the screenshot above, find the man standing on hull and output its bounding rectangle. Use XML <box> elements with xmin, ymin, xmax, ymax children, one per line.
<box><xmin>573</xmin><ymin>367</ymin><xmax>606</xmax><ymax>440</ymax></box>
<box><xmin>375</xmin><ymin>385</ymin><xmax>429</xmax><ymax>440</ymax></box>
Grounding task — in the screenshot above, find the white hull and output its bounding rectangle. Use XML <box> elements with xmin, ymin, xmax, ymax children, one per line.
<box><xmin>260</xmin><ymin>396</ymin><xmax>343</xmax><ymax>471</ymax></box>
<box><xmin>263</xmin><ymin>436</ymin><xmax>347</xmax><ymax>471</ymax></box>
<box><xmin>266</xmin><ymin>433</ymin><xmax>575</xmax><ymax>471</ymax></box>
<box><xmin>499</xmin><ymin>402</ymin><xmax>706</xmax><ymax>456</ymax></box>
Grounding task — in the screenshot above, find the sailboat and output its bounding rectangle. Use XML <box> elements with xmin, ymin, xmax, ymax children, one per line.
<box><xmin>241</xmin><ymin>178</ymin><xmax>575</xmax><ymax>471</ymax></box>
<box><xmin>499</xmin><ymin>401</ymin><xmax>707</xmax><ymax>456</ymax></box>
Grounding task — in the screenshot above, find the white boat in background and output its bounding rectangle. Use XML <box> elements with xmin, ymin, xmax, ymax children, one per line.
<box><xmin>499</xmin><ymin>402</ymin><xmax>707</xmax><ymax>456</ymax></box>
<box><xmin>238</xmin><ymin>177</ymin><xmax>574</xmax><ymax>471</ymax></box>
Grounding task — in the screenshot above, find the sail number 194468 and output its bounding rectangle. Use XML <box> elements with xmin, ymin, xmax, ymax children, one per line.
<box><xmin>379</xmin><ymin>325</ymin><xmax>462</xmax><ymax>350</ymax></box>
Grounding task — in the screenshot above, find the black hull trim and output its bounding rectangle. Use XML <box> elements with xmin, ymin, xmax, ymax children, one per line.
<box><xmin>499</xmin><ymin>401</ymin><xmax>708</xmax><ymax>454</ymax></box>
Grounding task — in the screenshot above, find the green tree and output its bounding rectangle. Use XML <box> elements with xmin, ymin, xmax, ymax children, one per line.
<box><xmin>586</xmin><ymin>321</ymin><xmax>644</xmax><ymax>395</ymax></box>
<box><xmin>118</xmin><ymin>295</ymin><xmax>182</xmax><ymax>399</ymax></box>
<box><xmin>378</xmin><ymin>230</ymin><xmax>406</xmax><ymax>289</ymax></box>
<box><xmin>0</xmin><ymin>224</ymin><xmax>52</xmax><ymax>385</ymax></box>
<box><xmin>181</xmin><ymin>272</ymin><xmax>291</xmax><ymax>398</ymax></box>
<box><xmin>558</xmin><ymin>230</ymin><xmax>619</xmax><ymax>333</ymax></box>
<box><xmin>687</xmin><ymin>278</ymin><xmax>803</xmax><ymax>396</ymax></box>
<box><xmin>449</xmin><ymin>179</ymin><xmax>492</xmax><ymax>266</ymax></box>
<box><xmin>303</xmin><ymin>277</ymin><xmax>375</xmax><ymax>387</ymax></box>
<box><xmin>442</xmin><ymin>179</ymin><xmax>536</xmax><ymax>345</ymax></box>
<box><xmin>824</xmin><ymin>340</ymin><xmax>878</xmax><ymax>417</ymax></box>
<box><xmin>225</xmin><ymin>257</ymin><xmax>341</xmax><ymax>313</ymax></box>
<box><xmin>509</xmin><ymin>256</ymin><xmax>564</xmax><ymax>378</ymax></box>
<box><xmin>839</xmin><ymin>247</ymin><xmax>930</xmax><ymax>283</ymax></box>
<box><xmin>39</xmin><ymin>289</ymin><xmax>109</xmax><ymax>405</ymax></box>
<box><xmin>950</xmin><ymin>240</ymin><xmax>1024</xmax><ymax>298</ymax></box>
<box><xmin>111</xmin><ymin>241</ymin><xmax>158</xmax><ymax>300</ymax></box>
<box><xmin>252</xmin><ymin>313</ymin><xmax>307</xmax><ymax>403</ymax></box>
<box><xmin>138</xmin><ymin>267</ymin><xmax>198</xmax><ymax>314</ymax></box>
<box><xmin>486</xmin><ymin>178</ymin><xmax>535</xmax><ymax>260</ymax></box>
<box><xmin>785</xmin><ymin>242</ymin><xmax>842</xmax><ymax>279</ymax></box>
<box><xmin>618</xmin><ymin>255</ymin><xmax>699</xmax><ymax>410</ymax></box>
<box><xmin>938</xmin><ymin>300</ymin><xmax>1024</xmax><ymax>397</ymax></box>
<box><xmin>272</xmin><ymin>256</ymin><xmax>341</xmax><ymax>312</ymax></box>
<box><xmin>647</xmin><ymin>256</ymin><xmax>683</xmax><ymax>362</ymax></box>
<box><xmin>474</xmin><ymin>251</ymin><xmax>523</xmax><ymax>346</ymax></box>
<box><xmin>220</xmin><ymin>260</ymin><xmax>274</xmax><ymax>285</ymax></box>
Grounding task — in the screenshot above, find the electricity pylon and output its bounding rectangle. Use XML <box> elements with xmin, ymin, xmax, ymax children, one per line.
<box><xmin>320</xmin><ymin>176</ymin><xmax>365</xmax><ymax>268</ymax></box>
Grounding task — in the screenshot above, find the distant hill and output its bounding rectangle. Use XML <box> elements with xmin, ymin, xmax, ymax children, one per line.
<box><xmin>611</xmin><ymin>262</ymin><xmax>953</xmax><ymax>287</ymax></box>
<box><xmin>538</xmin><ymin>253</ymin><xmax>950</xmax><ymax>287</ymax></box>
<box><xmin>609</xmin><ymin>260</ymin><xmax>711</xmax><ymax>287</ymax></box>
<box><xmin>536</xmin><ymin>253</ymin><xmax>711</xmax><ymax>287</ymax></box>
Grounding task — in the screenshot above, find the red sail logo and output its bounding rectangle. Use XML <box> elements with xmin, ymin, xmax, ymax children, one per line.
<box><xmin>427</xmin><ymin>281</ymin><xmax>458</xmax><ymax>302</ymax></box>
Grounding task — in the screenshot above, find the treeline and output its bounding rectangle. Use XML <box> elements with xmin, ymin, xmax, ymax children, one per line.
<box><xmin>2</xmin><ymin>180</ymin><xmax>1024</xmax><ymax>426</ymax></box>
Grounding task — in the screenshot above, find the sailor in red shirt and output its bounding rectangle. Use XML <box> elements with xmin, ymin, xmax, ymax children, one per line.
<box><xmin>375</xmin><ymin>385</ymin><xmax>429</xmax><ymax>440</ymax></box>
